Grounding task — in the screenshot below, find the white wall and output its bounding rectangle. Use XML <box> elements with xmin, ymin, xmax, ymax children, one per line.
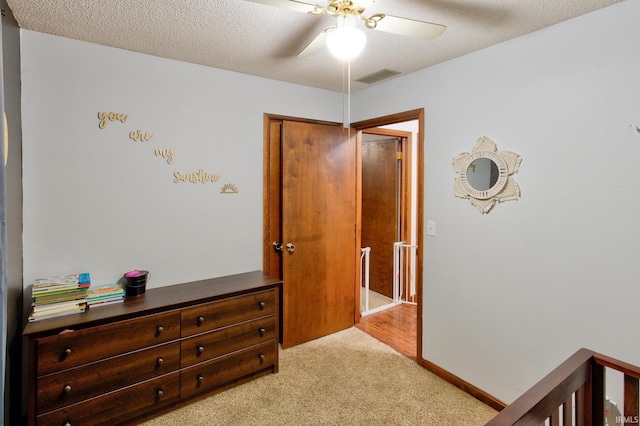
<box><xmin>353</xmin><ymin>0</ymin><xmax>640</xmax><ymax>404</ymax></box>
<box><xmin>20</xmin><ymin>31</ymin><xmax>343</xmax><ymax>288</ymax></box>
<box><xmin>19</xmin><ymin>0</ymin><xmax>640</xmax><ymax>408</ymax></box>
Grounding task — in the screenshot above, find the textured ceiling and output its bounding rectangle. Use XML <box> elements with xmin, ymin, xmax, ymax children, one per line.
<box><xmin>6</xmin><ymin>0</ymin><xmax>624</xmax><ymax>92</ymax></box>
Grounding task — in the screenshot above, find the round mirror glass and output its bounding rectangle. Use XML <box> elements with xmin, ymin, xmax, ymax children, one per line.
<box><xmin>465</xmin><ymin>157</ymin><xmax>499</xmax><ymax>191</ymax></box>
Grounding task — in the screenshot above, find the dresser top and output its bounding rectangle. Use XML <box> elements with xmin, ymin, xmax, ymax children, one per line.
<box><xmin>23</xmin><ymin>270</ymin><xmax>282</xmax><ymax>337</ymax></box>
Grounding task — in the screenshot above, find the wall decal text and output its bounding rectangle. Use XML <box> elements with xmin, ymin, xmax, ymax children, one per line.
<box><xmin>155</xmin><ymin>148</ymin><xmax>175</xmax><ymax>164</ymax></box>
<box><xmin>174</xmin><ymin>169</ymin><xmax>220</xmax><ymax>184</ymax></box>
<box><xmin>96</xmin><ymin>112</ymin><xmax>235</xmax><ymax>192</ymax></box>
<box><xmin>129</xmin><ymin>130</ymin><xmax>154</xmax><ymax>142</ymax></box>
<box><xmin>98</xmin><ymin>112</ymin><xmax>128</xmax><ymax>129</ymax></box>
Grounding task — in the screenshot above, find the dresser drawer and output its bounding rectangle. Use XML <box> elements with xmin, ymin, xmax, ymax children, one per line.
<box><xmin>36</xmin><ymin>371</ymin><xmax>180</xmax><ymax>426</ymax></box>
<box><xmin>180</xmin><ymin>341</ymin><xmax>277</xmax><ymax>399</ymax></box>
<box><xmin>25</xmin><ymin>273</ymin><xmax>282</xmax><ymax>426</ymax></box>
<box><xmin>181</xmin><ymin>315</ymin><xmax>276</xmax><ymax>367</ymax></box>
<box><xmin>37</xmin><ymin>310</ymin><xmax>180</xmax><ymax>375</ymax></box>
<box><xmin>37</xmin><ymin>341</ymin><xmax>180</xmax><ymax>414</ymax></box>
<box><xmin>181</xmin><ymin>289</ymin><xmax>276</xmax><ymax>337</ymax></box>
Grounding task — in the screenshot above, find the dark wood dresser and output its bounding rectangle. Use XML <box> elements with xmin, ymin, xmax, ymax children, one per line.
<box><xmin>23</xmin><ymin>271</ymin><xmax>281</xmax><ymax>425</ymax></box>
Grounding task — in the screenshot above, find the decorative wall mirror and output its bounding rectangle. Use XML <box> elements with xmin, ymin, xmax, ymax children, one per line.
<box><xmin>452</xmin><ymin>136</ymin><xmax>522</xmax><ymax>214</ymax></box>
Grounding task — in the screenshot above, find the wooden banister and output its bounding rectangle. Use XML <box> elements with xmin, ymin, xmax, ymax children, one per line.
<box><xmin>624</xmin><ymin>374</ymin><xmax>639</xmax><ymax>423</ymax></box>
<box><xmin>486</xmin><ymin>349</ymin><xmax>640</xmax><ymax>425</ymax></box>
<box><xmin>594</xmin><ymin>353</ymin><xmax>640</xmax><ymax>380</ymax></box>
<box><xmin>485</xmin><ymin>348</ymin><xmax>596</xmax><ymax>425</ymax></box>
<box><xmin>595</xmin><ymin>353</ymin><xmax>640</xmax><ymax>424</ymax></box>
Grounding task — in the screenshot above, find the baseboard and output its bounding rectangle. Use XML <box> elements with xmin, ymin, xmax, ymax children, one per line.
<box><xmin>420</xmin><ymin>358</ymin><xmax>507</xmax><ymax>412</ymax></box>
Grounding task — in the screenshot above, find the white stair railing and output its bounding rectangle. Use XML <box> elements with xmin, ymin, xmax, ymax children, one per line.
<box><xmin>393</xmin><ymin>241</ymin><xmax>418</xmax><ymax>304</ymax></box>
<box><xmin>361</xmin><ymin>243</ymin><xmax>417</xmax><ymax>316</ymax></box>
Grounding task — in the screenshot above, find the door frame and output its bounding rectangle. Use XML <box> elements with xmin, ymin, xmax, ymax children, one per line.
<box><xmin>262</xmin><ymin>108</ymin><xmax>424</xmax><ymax>362</ymax></box>
<box><xmin>352</xmin><ymin>108</ymin><xmax>425</xmax><ymax>363</ymax></box>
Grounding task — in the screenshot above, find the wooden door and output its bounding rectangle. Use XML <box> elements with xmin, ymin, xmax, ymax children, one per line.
<box><xmin>265</xmin><ymin>117</ymin><xmax>357</xmax><ymax>348</ymax></box>
<box><xmin>361</xmin><ymin>137</ymin><xmax>400</xmax><ymax>298</ymax></box>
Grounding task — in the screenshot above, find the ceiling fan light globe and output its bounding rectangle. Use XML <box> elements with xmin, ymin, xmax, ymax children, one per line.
<box><xmin>326</xmin><ymin>16</ymin><xmax>366</xmax><ymax>60</ymax></box>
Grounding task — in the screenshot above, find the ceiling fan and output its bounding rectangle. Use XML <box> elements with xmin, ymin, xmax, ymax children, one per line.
<box><xmin>245</xmin><ymin>0</ymin><xmax>446</xmax><ymax>59</ymax></box>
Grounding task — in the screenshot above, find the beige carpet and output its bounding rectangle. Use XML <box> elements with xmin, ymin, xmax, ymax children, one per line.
<box><xmin>142</xmin><ymin>327</ymin><xmax>497</xmax><ymax>425</ymax></box>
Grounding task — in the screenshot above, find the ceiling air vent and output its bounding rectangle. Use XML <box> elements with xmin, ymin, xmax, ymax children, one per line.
<box><xmin>355</xmin><ymin>69</ymin><xmax>401</xmax><ymax>85</ymax></box>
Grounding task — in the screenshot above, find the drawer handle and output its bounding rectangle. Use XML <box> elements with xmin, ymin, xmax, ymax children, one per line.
<box><xmin>156</xmin><ymin>388</ymin><xmax>164</xmax><ymax>398</ymax></box>
<box><xmin>258</xmin><ymin>302</ymin><xmax>266</xmax><ymax>310</ymax></box>
<box><xmin>197</xmin><ymin>374</ymin><xmax>204</xmax><ymax>383</ymax></box>
<box><xmin>258</xmin><ymin>328</ymin><xmax>266</xmax><ymax>337</ymax></box>
<box><xmin>156</xmin><ymin>326</ymin><xmax>164</xmax><ymax>335</ymax></box>
<box><xmin>197</xmin><ymin>345</ymin><xmax>205</xmax><ymax>354</ymax></box>
<box><xmin>156</xmin><ymin>357</ymin><xmax>164</xmax><ymax>366</ymax></box>
<box><xmin>63</xmin><ymin>348</ymin><xmax>72</xmax><ymax>357</ymax></box>
<box><xmin>197</xmin><ymin>316</ymin><xmax>205</xmax><ymax>326</ymax></box>
<box><xmin>63</xmin><ymin>384</ymin><xmax>72</xmax><ymax>393</ymax></box>
<box><xmin>259</xmin><ymin>353</ymin><xmax>265</xmax><ymax>364</ymax></box>
<box><xmin>64</xmin><ymin>421</ymin><xmax>71</xmax><ymax>426</ymax></box>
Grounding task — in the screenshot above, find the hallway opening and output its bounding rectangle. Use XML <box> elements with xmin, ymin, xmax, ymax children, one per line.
<box><xmin>352</xmin><ymin>109</ymin><xmax>424</xmax><ymax>363</ymax></box>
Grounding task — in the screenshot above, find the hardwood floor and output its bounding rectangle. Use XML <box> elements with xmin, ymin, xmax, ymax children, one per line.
<box><xmin>356</xmin><ymin>302</ymin><xmax>417</xmax><ymax>361</ymax></box>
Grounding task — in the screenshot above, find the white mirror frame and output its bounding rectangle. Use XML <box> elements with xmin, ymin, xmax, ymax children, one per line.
<box><xmin>452</xmin><ymin>136</ymin><xmax>522</xmax><ymax>214</ymax></box>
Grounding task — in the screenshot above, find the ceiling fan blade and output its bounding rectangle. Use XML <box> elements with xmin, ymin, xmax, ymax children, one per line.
<box><xmin>297</xmin><ymin>29</ymin><xmax>329</xmax><ymax>57</ymax></box>
<box><xmin>373</xmin><ymin>15</ymin><xmax>446</xmax><ymax>40</ymax></box>
<box><xmin>243</xmin><ymin>0</ymin><xmax>317</xmax><ymax>14</ymax></box>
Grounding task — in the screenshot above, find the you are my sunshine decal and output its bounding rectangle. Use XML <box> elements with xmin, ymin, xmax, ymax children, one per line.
<box><xmin>97</xmin><ymin>111</ymin><xmax>239</xmax><ymax>194</ymax></box>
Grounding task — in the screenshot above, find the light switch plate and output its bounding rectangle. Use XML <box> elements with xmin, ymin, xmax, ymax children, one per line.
<box><xmin>427</xmin><ymin>220</ymin><xmax>436</xmax><ymax>236</ymax></box>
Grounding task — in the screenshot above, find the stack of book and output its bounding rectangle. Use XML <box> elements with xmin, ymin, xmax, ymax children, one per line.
<box><xmin>87</xmin><ymin>282</ymin><xmax>125</xmax><ymax>308</ymax></box>
<box><xmin>28</xmin><ymin>273</ymin><xmax>91</xmax><ymax>322</ymax></box>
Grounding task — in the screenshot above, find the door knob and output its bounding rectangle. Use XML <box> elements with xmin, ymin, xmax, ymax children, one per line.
<box><xmin>286</xmin><ymin>243</ymin><xmax>295</xmax><ymax>253</ymax></box>
<box><xmin>272</xmin><ymin>241</ymin><xmax>283</xmax><ymax>252</ymax></box>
